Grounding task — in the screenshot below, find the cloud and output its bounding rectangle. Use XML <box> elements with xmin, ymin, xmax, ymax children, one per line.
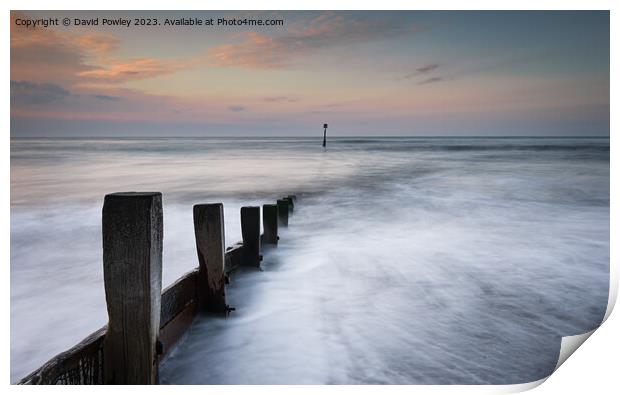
<box><xmin>402</xmin><ymin>63</ymin><xmax>440</xmax><ymax>79</ymax></box>
<box><xmin>11</xmin><ymin>80</ymin><xmax>71</xmax><ymax>105</ymax></box>
<box><xmin>264</xmin><ymin>96</ymin><xmax>299</xmax><ymax>102</ymax></box>
<box><xmin>11</xmin><ymin>12</ymin><xmax>120</xmax><ymax>56</ymax></box>
<box><xmin>77</xmin><ymin>58</ymin><xmax>187</xmax><ymax>84</ymax></box>
<box><xmin>208</xmin><ymin>12</ymin><xmax>417</xmax><ymax>69</ymax></box>
<box><xmin>11</xmin><ymin>79</ymin><xmax>127</xmax><ymax>108</ymax></box>
<box><xmin>228</xmin><ymin>105</ymin><xmax>246</xmax><ymax>112</ymax></box>
<box><xmin>11</xmin><ymin>11</ymin><xmax>194</xmax><ymax>88</ymax></box>
<box><xmin>92</xmin><ymin>94</ymin><xmax>121</xmax><ymax>101</ymax></box>
<box><xmin>418</xmin><ymin>77</ymin><xmax>443</xmax><ymax>85</ymax></box>
<box><xmin>416</xmin><ymin>63</ymin><xmax>440</xmax><ymax>74</ymax></box>
<box><xmin>73</xmin><ymin>33</ymin><xmax>120</xmax><ymax>55</ymax></box>
<box><xmin>11</xmin><ymin>12</ymin><xmax>117</xmax><ymax>85</ymax></box>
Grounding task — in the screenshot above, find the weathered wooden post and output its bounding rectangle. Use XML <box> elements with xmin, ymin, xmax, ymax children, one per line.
<box><xmin>283</xmin><ymin>196</ymin><xmax>294</xmax><ymax>213</ymax></box>
<box><xmin>262</xmin><ymin>204</ymin><xmax>278</xmax><ymax>245</ymax></box>
<box><xmin>241</xmin><ymin>206</ymin><xmax>261</xmax><ymax>267</ymax></box>
<box><xmin>193</xmin><ymin>203</ymin><xmax>227</xmax><ymax>313</ymax></box>
<box><xmin>102</xmin><ymin>192</ymin><xmax>163</xmax><ymax>385</ymax></box>
<box><xmin>277</xmin><ymin>199</ymin><xmax>289</xmax><ymax>227</ymax></box>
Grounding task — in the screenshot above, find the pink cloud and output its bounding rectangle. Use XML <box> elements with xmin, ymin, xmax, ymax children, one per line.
<box><xmin>77</xmin><ymin>58</ymin><xmax>188</xmax><ymax>84</ymax></box>
<box><xmin>11</xmin><ymin>11</ymin><xmax>194</xmax><ymax>87</ymax></box>
<box><xmin>208</xmin><ymin>12</ymin><xmax>417</xmax><ymax>69</ymax></box>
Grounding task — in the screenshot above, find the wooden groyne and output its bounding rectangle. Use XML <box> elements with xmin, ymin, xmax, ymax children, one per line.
<box><xmin>18</xmin><ymin>192</ymin><xmax>297</xmax><ymax>385</ymax></box>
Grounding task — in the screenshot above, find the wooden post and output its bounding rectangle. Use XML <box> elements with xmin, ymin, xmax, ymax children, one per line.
<box><xmin>241</xmin><ymin>206</ymin><xmax>261</xmax><ymax>267</ymax></box>
<box><xmin>277</xmin><ymin>199</ymin><xmax>289</xmax><ymax>227</ymax></box>
<box><xmin>193</xmin><ymin>204</ymin><xmax>227</xmax><ymax>313</ymax></box>
<box><xmin>102</xmin><ymin>192</ymin><xmax>163</xmax><ymax>385</ymax></box>
<box><xmin>322</xmin><ymin>123</ymin><xmax>328</xmax><ymax>147</ymax></box>
<box><xmin>262</xmin><ymin>204</ymin><xmax>278</xmax><ymax>245</ymax></box>
<box><xmin>283</xmin><ymin>196</ymin><xmax>294</xmax><ymax>213</ymax></box>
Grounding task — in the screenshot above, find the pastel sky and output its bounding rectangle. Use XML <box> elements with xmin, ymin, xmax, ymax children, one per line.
<box><xmin>10</xmin><ymin>10</ymin><xmax>609</xmax><ymax>137</ymax></box>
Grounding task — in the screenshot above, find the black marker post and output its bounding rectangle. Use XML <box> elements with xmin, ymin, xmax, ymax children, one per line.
<box><xmin>322</xmin><ymin>123</ymin><xmax>328</xmax><ymax>147</ymax></box>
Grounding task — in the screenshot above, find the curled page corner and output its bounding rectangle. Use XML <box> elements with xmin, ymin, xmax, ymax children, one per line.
<box><xmin>551</xmin><ymin>280</ymin><xmax>617</xmax><ymax>375</ymax></box>
<box><xmin>553</xmin><ymin>329</ymin><xmax>596</xmax><ymax>372</ymax></box>
<box><xmin>511</xmin><ymin>281</ymin><xmax>617</xmax><ymax>392</ymax></box>
<box><xmin>499</xmin><ymin>329</ymin><xmax>599</xmax><ymax>394</ymax></box>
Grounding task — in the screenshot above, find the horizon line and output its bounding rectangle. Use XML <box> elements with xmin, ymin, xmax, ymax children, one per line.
<box><xmin>10</xmin><ymin>135</ymin><xmax>610</xmax><ymax>139</ymax></box>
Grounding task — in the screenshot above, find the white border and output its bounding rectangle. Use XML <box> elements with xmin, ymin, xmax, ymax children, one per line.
<box><xmin>2</xmin><ymin>1</ymin><xmax>616</xmax><ymax>394</ymax></box>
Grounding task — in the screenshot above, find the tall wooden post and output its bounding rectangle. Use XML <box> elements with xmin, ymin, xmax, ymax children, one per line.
<box><xmin>322</xmin><ymin>123</ymin><xmax>328</xmax><ymax>147</ymax></box>
<box><xmin>262</xmin><ymin>204</ymin><xmax>278</xmax><ymax>245</ymax></box>
<box><xmin>102</xmin><ymin>192</ymin><xmax>163</xmax><ymax>385</ymax></box>
<box><xmin>193</xmin><ymin>204</ymin><xmax>227</xmax><ymax>313</ymax></box>
<box><xmin>241</xmin><ymin>206</ymin><xmax>261</xmax><ymax>267</ymax></box>
<box><xmin>277</xmin><ymin>199</ymin><xmax>289</xmax><ymax>227</ymax></box>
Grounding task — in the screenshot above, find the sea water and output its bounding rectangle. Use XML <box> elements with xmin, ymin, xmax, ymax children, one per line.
<box><xmin>10</xmin><ymin>137</ymin><xmax>609</xmax><ymax>384</ymax></box>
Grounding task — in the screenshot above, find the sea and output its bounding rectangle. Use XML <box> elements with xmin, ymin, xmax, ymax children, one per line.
<box><xmin>10</xmin><ymin>137</ymin><xmax>610</xmax><ymax>384</ymax></box>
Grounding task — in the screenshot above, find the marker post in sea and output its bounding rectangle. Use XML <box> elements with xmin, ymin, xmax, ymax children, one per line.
<box><xmin>322</xmin><ymin>123</ymin><xmax>328</xmax><ymax>147</ymax></box>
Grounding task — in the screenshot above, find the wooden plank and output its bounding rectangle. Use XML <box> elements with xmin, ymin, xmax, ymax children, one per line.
<box><xmin>193</xmin><ymin>203</ymin><xmax>227</xmax><ymax>313</ymax></box>
<box><xmin>158</xmin><ymin>301</ymin><xmax>198</xmax><ymax>360</ymax></box>
<box><xmin>102</xmin><ymin>192</ymin><xmax>163</xmax><ymax>385</ymax></box>
<box><xmin>18</xmin><ymin>327</ymin><xmax>106</xmax><ymax>385</ymax></box>
<box><xmin>225</xmin><ymin>242</ymin><xmax>245</xmax><ymax>274</ymax></box>
<box><xmin>160</xmin><ymin>269</ymin><xmax>198</xmax><ymax>327</ymax></box>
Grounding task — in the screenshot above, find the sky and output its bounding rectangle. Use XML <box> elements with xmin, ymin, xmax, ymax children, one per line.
<box><xmin>10</xmin><ymin>10</ymin><xmax>610</xmax><ymax>137</ymax></box>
